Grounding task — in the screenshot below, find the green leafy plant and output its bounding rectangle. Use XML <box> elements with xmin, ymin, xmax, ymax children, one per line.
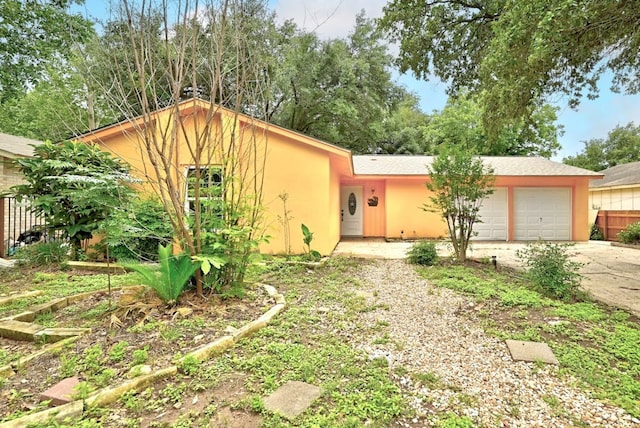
<box><xmin>438</xmin><ymin>413</ymin><xmax>474</xmax><ymax>427</ymax></box>
<box><xmin>108</xmin><ymin>341</ymin><xmax>129</xmax><ymax>363</ymax></box>
<box><xmin>131</xmin><ymin>347</ymin><xmax>149</xmax><ymax>366</ymax></box>
<box><xmin>81</xmin><ymin>343</ymin><xmax>104</xmax><ymax>375</ymax></box>
<box><xmin>590</xmin><ymin>223</ymin><xmax>604</xmax><ymax>240</ymax></box>
<box><xmin>125</xmin><ymin>244</ymin><xmax>199</xmax><ymax>304</ymax></box>
<box><xmin>301</xmin><ymin>223</ymin><xmax>321</xmax><ymax>260</ymax></box>
<box><xmin>97</xmin><ymin>197</ymin><xmax>174</xmax><ymax>262</ymax></box>
<box><xmin>617</xmin><ymin>221</ymin><xmax>640</xmax><ymax>244</ymax></box>
<box><xmin>9</xmin><ymin>141</ymin><xmax>135</xmax><ymax>259</ymax></box>
<box><xmin>277</xmin><ymin>192</ymin><xmax>294</xmax><ymax>255</ymax></box>
<box><xmin>196</xmin><ymin>195</ymin><xmax>266</xmax><ymax>298</ymax></box>
<box><xmin>179</xmin><ymin>355</ymin><xmax>201</xmax><ymax>376</ymax></box>
<box><xmin>407</xmin><ymin>240</ymin><xmax>438</xmax><ymax>265</ymax></box>
<box><xmin>516</xmin><ymin>241</ymin><xmax>583</xmax><ymax>300</ymax></box>
<box><xmin>13</xmin><ymin>241</ymin><xmax>69</xmax><ymax>266</ymax></box>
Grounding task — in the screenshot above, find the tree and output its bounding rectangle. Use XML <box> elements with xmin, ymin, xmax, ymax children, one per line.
<box><xmin>564</xmin><ymin>123</ymin><xmax>640</xmax><ymax>171</ymax></box>
<box><xmin>0</xmin><ymin>0</ymin><xmax>93</xmax><ymax>103</ymax></box>
<box><xmin>378</xmin><ymin>1</ymin><xmax>640</xmax><ymax>134</ymax></box>
<box><xmin>267</xmin><ymin>12</ymin><xmax>407</xmax><ymax>153</ymax></box>
<box><xmin>79</xmin><ymin>0</ymin><xmax>272</xmax><ymax>295</ymax></box>
<box><xmin>10</xmin><ymin>141</ymin><xmax>134</xmax><ymax>259</ymax></box>
<box><xmin>425</xmin><ymin>148</ymin><xmax>495</xmax><ymax>262</ymax></box>
<box><xmin>374</xmin><ymin>93</ymin><xmax>432</xmax><ymax>154</ymax></box>
<box><xmin>0</xmin><ymin>60</ymin><xmax>114</xmax><ymax>141</ymax></box>
<box><xmin>424</xmin><ymin>94</ymin><xmax>562</xmax><ymax>157</ymax></box>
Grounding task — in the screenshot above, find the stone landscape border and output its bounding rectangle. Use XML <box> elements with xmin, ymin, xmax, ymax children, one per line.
<box><xmin>0</xmin><ymin>283</ymin><xmax>286</xmax><ymax>427</ymax></box>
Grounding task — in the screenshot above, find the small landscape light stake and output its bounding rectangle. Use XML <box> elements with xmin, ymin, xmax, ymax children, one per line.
<box><xmin>491</xmin><ymin>255</ymin><xmax>497</xmax><ymax>270</ymax></box>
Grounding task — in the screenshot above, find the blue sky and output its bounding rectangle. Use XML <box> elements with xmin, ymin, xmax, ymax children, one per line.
<box><xmin>73</xmin><ymin>0</ymin><xmax>640</xmax><ymax>161</ymax></box>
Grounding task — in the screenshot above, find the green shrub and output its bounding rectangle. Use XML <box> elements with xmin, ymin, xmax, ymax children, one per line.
<box><xmin>98</xmin><ymin>197</ymin><xmax>173</xmax><ymax>262</ymax></box>
<box><xmin>617</xmin><ymin>222</ymin><xmax>640</xmax><ymax>244</ymax></box>
<box><xmin>590</xmin><ymin>223</ymin><xmax>604</xmax><ymax>240</ymax></box>
<box><xmin>407</xmin><ymin>240</ymin><xmax>438</xmax><ymax>266</ymax></box>
<box><xmin>14</xmin><ymin>241</ymin><xmax>69</xmax><ymax>266</ymax></box>
<box><xmin>516</xmin><ymin>241</ymin><xmax>583</xmax><ymax>301</ymax></box>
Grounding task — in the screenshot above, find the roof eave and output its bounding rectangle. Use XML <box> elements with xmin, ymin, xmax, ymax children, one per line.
<box><xmin>590</xmin><ymin>183</ymin><xmax>640</xmax><ymax>191</ymax></box>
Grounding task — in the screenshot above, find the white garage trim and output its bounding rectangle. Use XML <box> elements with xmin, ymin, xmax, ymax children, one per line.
<box><xmin>514</xmin><ymin>188</ymin><xmax>572</xmax><ymax>240</ymax></box>
<box><xmin>475</xmin><ymin>188</ymin><xmax>508</xmax><ymax>240</ymax></box>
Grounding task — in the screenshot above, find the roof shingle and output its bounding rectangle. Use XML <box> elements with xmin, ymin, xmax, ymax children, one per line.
<box><xmin>589</xmin><ymin>161</ymin><xmax>640</xmax><ymax>188</ymax></box>
<box><xmin>353</xmin><ymin>155</ymin><xmax>602</xmax><ymax>177</ymax></box>
<box><xmin>0</xmin><ymin>133</ymin><xmax>43</xmax><ymax>158</ymax></box>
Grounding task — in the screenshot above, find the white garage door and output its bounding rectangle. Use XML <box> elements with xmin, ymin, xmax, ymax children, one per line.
<box><xmin>474</xmin><ymin>188</ymin><xmax>507</xmax><ymax>240</ymax></box>
<box><xmin>514</xmin><ymin>188</ymin><xmax>571</xmax><ymax>240</ymax></box>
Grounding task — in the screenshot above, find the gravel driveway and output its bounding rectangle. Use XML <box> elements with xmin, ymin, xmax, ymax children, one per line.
<box><xmin>352</xmin><ymin>259</ymin><xmax>639</xmax><ymax>427</ymax></box>
<box><xmin>334</xmin><ymin>240</ymin><xmax>640</xmax><ymax>317</ymax></box>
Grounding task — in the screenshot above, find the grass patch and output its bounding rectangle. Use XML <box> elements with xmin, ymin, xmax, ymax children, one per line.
<box><xmin>417</xmin><ymin>263</ymin><xmax>640</xmax><ymax>418</ymax></box>
<box><xmin>220</xmin><ymin>256</ymin><xmax>410</xmax><ymax>426</ymax></box>
<box><xmin>0</xmin><ymin>269</ymin><xmax>138</xmax><ymax>319</ymax></box>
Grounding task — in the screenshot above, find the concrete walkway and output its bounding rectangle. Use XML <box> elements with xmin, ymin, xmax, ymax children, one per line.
<box><xmin>333</xmin><ymin>239</ymin><xmax>640</xmax><ymax>317</ymax></box>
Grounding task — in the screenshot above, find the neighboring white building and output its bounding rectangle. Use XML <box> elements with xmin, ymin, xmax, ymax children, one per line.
<box><xmin>590</xmin><ymin>161</ymin><xmax>640</xmax><ymax>211</ymax></box>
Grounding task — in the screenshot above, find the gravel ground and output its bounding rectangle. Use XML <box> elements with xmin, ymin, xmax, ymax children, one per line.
<box><xmin>352</xmin><ymin>259</ymin><xmax>639</xmax><ymax>428</ymax></box>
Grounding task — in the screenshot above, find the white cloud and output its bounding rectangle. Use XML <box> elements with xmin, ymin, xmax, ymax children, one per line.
<box><xmin>272</xmin><ymin>0</ymin><xmax>387</xmax><ymax>39</ymax></box>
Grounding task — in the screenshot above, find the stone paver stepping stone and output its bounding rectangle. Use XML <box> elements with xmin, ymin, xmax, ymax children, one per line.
<box><xmin>263</xmin><ymin>381</ymin><xmax>322</xmax><ymax>420</ymax></box>
<box><xmin>40</xmin><ymin>377</ymin><xmax>80</xmax><ymax>406</ymax></box>
<box><xmin>0</xmin><ymin>319</ymin><xmax>44</xmax><ymax>341</ymax></box>
<box><xmin>506</xmin><ymin>339</ymin><xmax>559</xmax><ymax>364</ymax></box>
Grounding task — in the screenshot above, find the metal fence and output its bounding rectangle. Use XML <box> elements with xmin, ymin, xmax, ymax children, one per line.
<box><xmin>595</xmin><ymin>210</ymin><xmax>640</xmax><ymax>241</ymax></box>
<box><xmin>0</xmin><ymin>196</ymin><xmax>50</xmax><ymax>258</ymax></box>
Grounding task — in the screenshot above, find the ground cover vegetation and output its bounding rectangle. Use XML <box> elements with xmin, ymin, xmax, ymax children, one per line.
<box><xmin>1</xmin><ymin>250</ymin><xmax>638</xmax><ymax>425</ymax></box>
<box><xmin>617</xmin><ymin>222</ymin><xmax>640</xmax><ymax>245</ymax></box>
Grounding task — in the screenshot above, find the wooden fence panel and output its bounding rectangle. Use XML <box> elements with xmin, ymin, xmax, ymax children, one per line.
<box><xmin>596</xmin><ymin>210</ymin><xmax>640</xmax><ymax>241</ymax></box>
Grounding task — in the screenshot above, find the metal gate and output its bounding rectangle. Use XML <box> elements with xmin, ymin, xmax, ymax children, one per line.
<box><xmin>0</xmin><ymin>197</ymin><xmax>49</xmax><ymax>258</ymax></box>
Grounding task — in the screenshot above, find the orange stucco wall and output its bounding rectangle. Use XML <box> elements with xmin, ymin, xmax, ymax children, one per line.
<box><xmin>384</xmin><ymin>178</ymin><xmax>447</xmax><ymax>239</ymax></box>
<box><xmin>328</xmin><ymin>160</ymin><xmax>343</xmax><ymax>248</ymax></box>
<box><xmin>261</xmin><ymin>133</ymin><xmax>335</xmax><ymax>255</ymax></box>
<box><xmin>341</xmin><ymin>178</ymin><xmax>387</xmax><ymax>237</ymax></box>
<box><xmin>343</xmin><ymin>175</ymin><xmax>592</xmax><ymax>241</ymax></box>
<box><xmin>82</xmin><ymin>102</ymin><xmax>592</xmax><ymax>253</ymax></box>
<box><xmin>84</xmin><ymin>105</ymin><xmax>344</xmax><ymax>256</ymax></box>
<box><xmin>494</xmin><ymin>176</ymin><xmax>591</xmax><ymax>241</ymax></box>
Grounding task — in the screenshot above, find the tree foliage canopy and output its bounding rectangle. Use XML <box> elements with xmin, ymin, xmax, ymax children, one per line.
<box><xmin>265</xmin><ymin>12</ymin><xmax>407</xmax><ymax>153</ymax></box>
<box><xmin>379</xmin><ymin>0</ymin><xmax>640</xmax><ymax>132</ymax></box>
<box><xmin>374</xmin><ymin>93</ymin><xmax>431</xmax><ymax>154</ymax></box>
<box><xmin>0</xmin><ymin>0</ymin><xmax>93</xmax><ymax>103</ymax></box>
<box><xmin>424</xmin><ymin>95</ymin><xmax>562</xmax><ymax>157</ymax></box>
<box><xmin>564</xmin><ymin>123</ymin><xmax>640</xmax><ymax>171</ymax></box>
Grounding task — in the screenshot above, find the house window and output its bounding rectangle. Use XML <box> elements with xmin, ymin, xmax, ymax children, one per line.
<box><xmin>185</xmin><ymin>166</ymin><xmax>223</xmax><ymax>216</ymax></box>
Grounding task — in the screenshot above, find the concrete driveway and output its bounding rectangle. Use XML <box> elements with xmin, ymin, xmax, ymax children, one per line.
<box><xmin>333</xmin><ymin>239</ymin><xmax>640</xmax><ymax>317</ymax></box>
